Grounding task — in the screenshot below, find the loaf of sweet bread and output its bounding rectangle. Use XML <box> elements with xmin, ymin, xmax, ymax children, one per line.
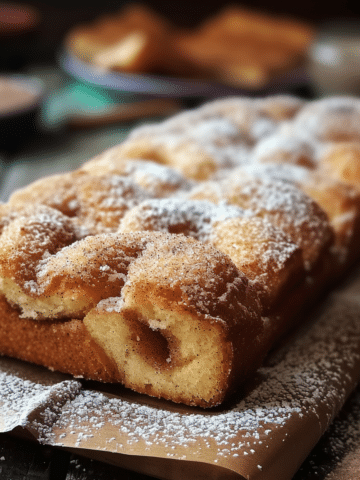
<box><xmin>1</xmin><ymin>95</ymin><xmax>360</xmax><ymax>408</ymax></box>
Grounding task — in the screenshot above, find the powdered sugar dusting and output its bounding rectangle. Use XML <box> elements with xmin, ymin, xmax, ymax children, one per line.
<box><xmin>124</xmin><ymin>160</ymin><xmax>194</xmax><ymax>196</ymax></box>
<box><xmin>119</xmin><ymin>198</ymin><xmax>247</xmax><ymax>242</ymax></box>
<box><xmin>122</xmin><ymin>111</ymin><xmax>251</xmax><ymax>176</ymax></box>
<box><xmin>252</xmin><ymin>131</ymin><xmax>316</xmax><ymax>168</ymax></box>
<box><xmin>294</xmin><ymin>384</ymin><xmax>360</xmax><ymax>479</ymax></box>
<box><xmin>292</xmin><ymin>96</ymin><xmax>360</xmax><ymax>143</ymax></box>
<box><xmin>0</xmin><ymin>361</ymin><xmax>81</xmax><ymax>433</ymax></box>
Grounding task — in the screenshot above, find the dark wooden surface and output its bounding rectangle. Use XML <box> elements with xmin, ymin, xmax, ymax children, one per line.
<box><xmin>0</xmin><ymin>432</ymin><xmax>153</xmax><ymax>480</ymax></box>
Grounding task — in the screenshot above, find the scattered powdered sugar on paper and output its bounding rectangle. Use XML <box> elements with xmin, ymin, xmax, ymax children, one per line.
<box><xmin>1</xmin><ymin>291</ymin><xmax>359</xmax><ymax>470</ymax></box>
<box><xmin>293</xmin><ymin>383</ymin><xmax>360</xmax><ymax>479</ymax></box>
<box><xmin>0</xmin><ymin>367</ymin><xmax>81</xmax><ymax>432</ymax></box>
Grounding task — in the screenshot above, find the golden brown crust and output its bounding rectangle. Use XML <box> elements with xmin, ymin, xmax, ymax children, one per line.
<box><xmin>231</xmin><ymin>162</ymin><xmax>360</xmax><ymax>260</ymax></box>
<box><xmin>0</xmin><ymin>294</ymin><xmax>123</xmax><ymax>382</ymax></box>
<box><xmin>89</xmin><ymin>234</ymin><xmax>262</xmax><ymax>407</ymax></box>
<box><xmin>8</xmin><ymin>171</ymin><xmax>154</xmax><ymax>236</ymax></box>
<box><xmin>80</xmin><ymin>156</ymin><xmax>194</xmax><ymax>197</ymax></box>
<box><xmin>319</xmin><ymin>142</ymin><xmax>360</xmax><ymax>188</ymax></box>
<box><xmin>0</xmin><ymin>205</ymin><xmax>78</xmax><ymax>286</ymax></box>
<box><xmin>0</xmin><ymin>229</ymin><xmax>264</xmax><ymax>407</ymax></box>
<box><xmin>292</xmin><ymin>97</ymin><xmax>360</xmax><ymax>143</ymax></box>
<box><xmin>119</xmin><ymin>198</ymin><xmax>305</xmax><ymax>310</ymax></box>
<box><xmin>187</xmin><ymin>174</ymin><xmax>333</xmax><ymax>271</ymax></box>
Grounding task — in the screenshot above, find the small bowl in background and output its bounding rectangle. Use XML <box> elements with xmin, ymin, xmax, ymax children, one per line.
<box><xmin>0</xmin><ymin>74</ymin><xmax>44</xmax><ymax>152</ymax></box>
<box><xmin>307</xmin><ymin>20</ymin><xmax>360</xmax><ymax>97</ymax></box>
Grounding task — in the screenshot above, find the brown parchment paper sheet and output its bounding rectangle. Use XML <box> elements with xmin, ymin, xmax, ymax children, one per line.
<box><xmin>2</xmin><ymin>270</ymin><xmax>360</xmax><ymax>480</ymax></box>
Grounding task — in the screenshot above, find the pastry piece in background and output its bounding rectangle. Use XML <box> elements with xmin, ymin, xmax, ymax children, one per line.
<box><xmin>173</xmin><ymin>6</ymin><xmax>315</xmax><ymax>89</ymax></box>
<box><xmin>292</xmin><ymin>96</ymin><xmax>360</xmax><ymax>143</ymax></box>
<box><xmin>87</xmin><ymin>95</ymin><xmax>305</xmax><ymax>182</ymax></box>
<box><xmin>65</xmin><ymin>3</ymin><xmax>172</xmax><ymax>74</ymax></box>
<box><xmin>318</xmin><ymin>142</ymin><xmax>360</xmax><ymax>188</ymax></box>
<box><xmin>65</xmin><ymin>4</ymin><xmax>314</xmax><ymax>89</ymax></box>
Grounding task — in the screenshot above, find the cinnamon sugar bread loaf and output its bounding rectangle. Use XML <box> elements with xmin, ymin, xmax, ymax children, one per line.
<box><xmin>1</xmin><ymin>95</ymin><xmax>360</xmax><ymax>407</ymax></box>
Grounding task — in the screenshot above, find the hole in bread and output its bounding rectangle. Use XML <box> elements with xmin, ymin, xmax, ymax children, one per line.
<box><xmin>138</xmin><ymin>151</ymin><xmax>167</xmax><ymax>166</ymax></box>
<box><xmin>168</xmin><ymin>221</ymin><xmax>200</xmax><ymax>237</ymax></box>
<box><xmin>124</xmin><ymin>309</ymin><xmax>173</xmax><ymax>370</ymax></box>
<box><xmin>83</xmin><ymin>301</ymin><xmax>232</xmax><ymax>406</ymax></box>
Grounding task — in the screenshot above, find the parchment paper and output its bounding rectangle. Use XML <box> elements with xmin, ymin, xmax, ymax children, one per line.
<box><xmin>2</xmin><ymin>269</ymin><xmax>360</xmax><ymax>480</ymax></box>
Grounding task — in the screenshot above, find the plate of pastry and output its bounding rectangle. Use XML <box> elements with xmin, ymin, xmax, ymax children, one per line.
<box><xmin>61</xmin><ymin>3</ymin><xmax>313</xmax><ymax>97</ymax></box>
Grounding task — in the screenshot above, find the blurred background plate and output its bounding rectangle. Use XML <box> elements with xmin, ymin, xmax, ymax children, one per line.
<box><xmin>59</xmin><ymin>49</ymin><xmax>309</xmax><ymax>99</ymax></box>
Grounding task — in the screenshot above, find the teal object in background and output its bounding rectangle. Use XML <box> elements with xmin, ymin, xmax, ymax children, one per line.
<box><xmin>42</xmin><ymin>79</ymin><xmax>136</xmax><ymax>129</ymax></box>
<box><xmin>28</xmin><ymin>64</ymin><xmax>182</xmax><ymax>134</ymax></box>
